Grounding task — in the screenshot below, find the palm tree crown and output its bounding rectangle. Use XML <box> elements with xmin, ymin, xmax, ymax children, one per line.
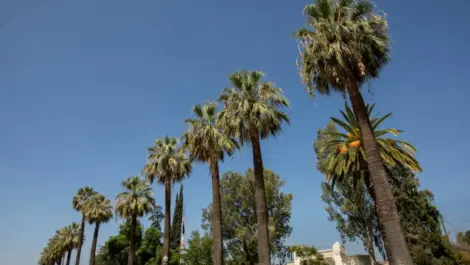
<box><xmin>217</xmin><ymin>70</ymin><xmax>290</xmax><ymax>143</ymax></box>
<box><xmin>85</xmin><ymin>194</ymin><xmax>113</xmax><ymax>225</ymax></box>
<box><xmin>72</xmin><ymin>186</ymin><xmax>97</xmax><ymax>214</ymax></box>
<box><xmin>143</xmin><ymin>136</ymin><xmax>192</xmax><ymax>183</ymax></box>
<box><xmin>115</xmin><ymin>176</ymin><xmax>156</xmax><ymax>219</ymax></box>
<box><xmin>296</xmin><ymin>0</ymin><xmax>390</xmax><ymax>96</ymax></box>
<box><xmin>319</xmin><ymin>104</ymin><xmax>422</xmax><ymax>186</ymax></box>
<box><xmin>58</xmin><ymin>223</ymin><xmax>81</xmax><ymax>253</ymax></box>
<box><xmin>182</xmin><ymin>102</ymin><xmax>239</xmax><ymax>163</ymax></box>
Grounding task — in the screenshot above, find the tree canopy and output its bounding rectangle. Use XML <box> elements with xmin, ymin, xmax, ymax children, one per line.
<box><xmin>201</xmin><ymin>169</ymin><xmax>293</xmax><ymax>263</ymax></box>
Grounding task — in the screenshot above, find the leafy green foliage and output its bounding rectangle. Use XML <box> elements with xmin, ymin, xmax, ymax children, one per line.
<box><xmin>171</xmin><ymin>231</ymin><xmax>213</xmax><ymax>265</ymax></box>
<box><xmin>148</xmin><ymin>206</ymin><xmax>164</xmax><ymax>231</ymax></box>
<box><xmin>390</xmin><ymin>166</ymin><xmax>457</xmax><ymax>265</ymax></box>
<box><xmin>289</xmin><ymin>245</ymin><xmax>329</xmax><ymax>265</ymax></box>
<box><xmin>201</xmin><ymin>169</ymin><xmax>293</xmax><ymax>263</ymax></box>
<box><xmin>296</xmin><ymin>0</ymin><xmax>390</xmax><ymax>97</ymax></box>
<box><xmin>170</xmin><ymin>185</ymin><xmax>183</xmax><ymax>250</ymax></box>
<box><xmin>137</xmin><ymin>226</ymin><xmax>162</xmax><ymax>265</ymax></box>
<box><xmin>96</xmin><ymin>220</ymin><xmax>144</xmax><ymax>265</ymax></box>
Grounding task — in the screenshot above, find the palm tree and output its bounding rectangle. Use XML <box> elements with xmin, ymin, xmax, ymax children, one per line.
<box><xmin>182</xmin><ymin>102</ymin><xmax>239</xmax><ymax>265</ymax></box>
<box><xmin>320</xmin><ymin>104</ymin><xmax>422</xmax><ymax>189</ymax></box>
<box><xmin>295</xmin><ymin>0</ymin><xmax>410</xmax><ymax>263</ymax></box>
<box><xmin>217</xmin><ymin>70</ymin><xmax>289</xmax><ymax>265</ymax></box>
<box><xmin>57</xmin><ymin>223</ymin><xmax>81</xmax><ymax>265</ymax></box>
<box><xmin>143</xmin><ymin>136</ymin><xmax>192</xmax><ymax>264</ymax></box>
<box><xmin>85</xmin><ymin>193</ymin><xmax>113</xmax><ymax>265</ymax></box>
<box><xmin>116</xmin><ymin>176</ymin><xmax>156</xmax><ymax>265</ymax></box>
<box><xmin>40</xmin><ymin>231</ymin><xmax>66</xmax><ymax>265</ymax></box>
<box><xmin>72</xmin><ymin>187</ymin><xmax>96</xmax><ymax>265</ymax></box>
<box><xmin>317</xmin><ymin>104</ymin><xmax>421</xmax><ymax>264</ymax></box>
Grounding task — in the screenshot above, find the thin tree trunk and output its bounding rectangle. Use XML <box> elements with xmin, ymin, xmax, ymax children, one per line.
<box><xmin>209</xmin><ymin>157</ymin><xmax>223</xmax><ymax>265</ymax></box>
<box><xmin>346</xmin><ymin>81</ymin><xmax>412</xmax><ymax>265</ymax></box>
<box><xmin>366</xmin><ymin>229</ymin><xmax>377</xmax><ymax>265</ymax></box>
<box><xmin>61</xmin><ymin>254</ymin><xmax>65</xmax><ymax>265</ymax></box>
<box><xmin>128</xmin><ymin>215</ymin><xmax>137</xmax><ymax>265</ymax></box>
<box><xmin>66</xmin><ymin>250</ymin><xmax>72</xmax><ymax>265</ymax></box>
<box><xmin>162</xmin><ymin>177</ymin><xmax>171</xmax><ymax>264</ymax></box>
<box><xmin>75</xmin><ymin>217</ymin><xmax>86</xmax><ymax>265</ymax></box>
<box><xmin>250</xmin><ymin>131</ymin><xmax>271</xmax><ymax>265</ymax></box>
<box><xmin>89</xmin><ymin>222</ymin><xmax>100</xmax><ymax>265</ymax></box>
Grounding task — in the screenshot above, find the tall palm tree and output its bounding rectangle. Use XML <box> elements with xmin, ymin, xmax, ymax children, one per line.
<box><xmin>72</xmin><ymin>187</ymin><xmax>96</xmax><ymax>265</ymax></box>
<box><xmin>57</xmin><ymin>223</ymin><xmax>81</xmax><ymax>265</ymax></box>
<box><xmin>218</xmin><ymin>70</ymin><xmax>289</xmax><ymax>265</ymax></box>
<box><xmin>143</xmin><ymin>136</ymin><xmax>192</xmax><ymax>264</ymax></box>
<box><xmin>85</xmin><ymin>193</ymin><xmax>113</xmax><ymax>265</ymax></box>
<box><xmin>116</xmin><ymin>176</ymin><xmax>156</xmax><ymax>265</ymax></box>
<box><xmin>321</xmin><ymin>104</ymin><xmax>422</xmax><ymax>189</ymax></box>
<box><xmin>295</xmin><ymin>0</ymin><xmax>410</xmax><ymax>263</ymax></box>
<box><xmin>182</xmin><ymin>102</ymin><xmax>239</xmax><ymax>265</ymax></box>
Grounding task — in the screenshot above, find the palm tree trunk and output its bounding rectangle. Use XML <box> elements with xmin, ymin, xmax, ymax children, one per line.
<box><xmin>209</xmin><ymin>157</ymin><xmax>223</xmax><ymax>265</ymax></box>
<box><xmin>66</xmin><ymin>250</ymin><xmax>72</xmax><ymax>265</ymax></box>
<box><xmin>346</xmin><ymin>81</ymin><xmax>412</xmax><ymax>265</ymax></box>
<box><xmin>128</xmin><ymin>215</ymin><xmax>137</xmax><ymax>265</ymax></box>
<box><xmin>250</xmin><ymin>131</ymin><xmax>271</xmax><ymax>265</ymax></box>
<box><xmin>75</xmin><ymin>217</ymin><xmax>86</xmax><ymax>265</ymax></box>
<box><xmin>162</xmin><ymin>177</ymin><xmax>171</xmax><ymax>264</ymax></box>
<box><xmin>89</xmin><ymin>222</ymin><xmax>100</xmax><ymax>265</ymax></box>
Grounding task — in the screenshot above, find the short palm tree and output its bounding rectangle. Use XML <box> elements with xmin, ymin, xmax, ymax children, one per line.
<box><xmin>116</xmin><ymin>176</ymin><xmax>156</xmax><ymax>265</ymax></box>
<box><xmin>182</xmin><ymin>102</ymin><xmax>239</xmax><ymax>265</ymax></box>
<box><xmin>72</xmin><ymin>187</ymin><xmax>96</xmax><ymax>265</ymax></box>
<box><xmin>143</xmin><ymin>136</ymin><xmax>192</xmax><ymax>264</ymax></box>
<box><xmin>321</xmin><ymin>104</ymin><xmax>422</xmax><ymax>189</ymax></box>
<box><xmin>85</xmin><ymin>193</ymin><xmax>113</xmax><ymax>265</ymax></box>
<box><xmin>57</xmin><ymin>223</ymin><xmax>81</xmax><ymax>265</ymax></box>
<box><xmin>295</xmin><ymin>0</ymin><xmax>410</xmax><ymax>263</ymax></box>
<box><xmin>218</xmin><ymin>70</ymin><xmax>289</xmax><ymax>265</ymax></box>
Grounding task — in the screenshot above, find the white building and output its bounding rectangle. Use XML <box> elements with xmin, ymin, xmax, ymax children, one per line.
<box><xmin>285</xmin><ymin>242</ymin><xmax>372</xmax><ymax>265</ymax></box>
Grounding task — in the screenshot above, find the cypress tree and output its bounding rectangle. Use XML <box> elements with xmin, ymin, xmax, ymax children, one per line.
<box><xmin>170</xmin><ymin>185</ymin><xmax>183</xmax><ymax>250</ymax></box>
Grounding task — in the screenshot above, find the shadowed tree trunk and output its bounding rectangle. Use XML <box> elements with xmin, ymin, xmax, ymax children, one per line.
<box><xmin>75</xmin><ymin>217</ymin><xmax>86</xmax><ymax>265</ymax></box>
<box><xmin>346</xmin><ymin>80</ymin><xmax>412</xmax><ymax>265</ymax></box>
<box><xmin>89</xmin><ymin>222</ymin><xmax>100</xmax><ymax>265</ymax></box>
<box><xmin>162</xmin><ymin>177</ymin><xmax>171</xmax><ymax>264</ymax></box>
<box><xmin>128</xmin><ymin>215</ymin><xmax>137</xmax><ymax>265</ymax></box>
<box><xmin>66</xmin><ymin>250</ymin><xmax>72</xmax><ymax>265</ymax></box>
<box><xmin>209</xmin><ymin>156</ymin><xmax>223</xmax><ymax>265</ymax></box>
<box><xmin>250</xmin><ymin>131</ymin><xmax>271</xmax><ymax>265</ymax></box>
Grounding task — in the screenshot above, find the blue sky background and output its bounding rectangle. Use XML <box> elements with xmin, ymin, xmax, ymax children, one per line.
<box><xmin>1</xmin><ymin>0</ymin><xmax>469</xmax><ymax>264</ymax></box>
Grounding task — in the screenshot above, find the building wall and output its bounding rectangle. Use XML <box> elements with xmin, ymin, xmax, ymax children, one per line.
<box><xmin>285</xmin><ymin>242</ymin><xmax>372</xmax><ymax>265</ymax></box>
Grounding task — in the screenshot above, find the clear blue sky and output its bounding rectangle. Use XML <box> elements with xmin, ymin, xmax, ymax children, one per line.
<box><xmin>1</xmin><ymin>0</ymin><xmax>469</xmax><ymax>264</ymax></box>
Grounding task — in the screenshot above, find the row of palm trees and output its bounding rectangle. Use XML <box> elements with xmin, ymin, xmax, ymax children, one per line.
<box><xmin>39</xmin><ymin>178</ymin><xmax>156</xmax><ymax>265</ymax></box>
<box><xmin>41</xmin><ymin>0</ymin><xmax>415</xmax><ymax>264</ymax></box>
<box><xmin>142</xmin><ymin>69</ymin><xmax>289</xmax><ymax>265</ymax></box>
